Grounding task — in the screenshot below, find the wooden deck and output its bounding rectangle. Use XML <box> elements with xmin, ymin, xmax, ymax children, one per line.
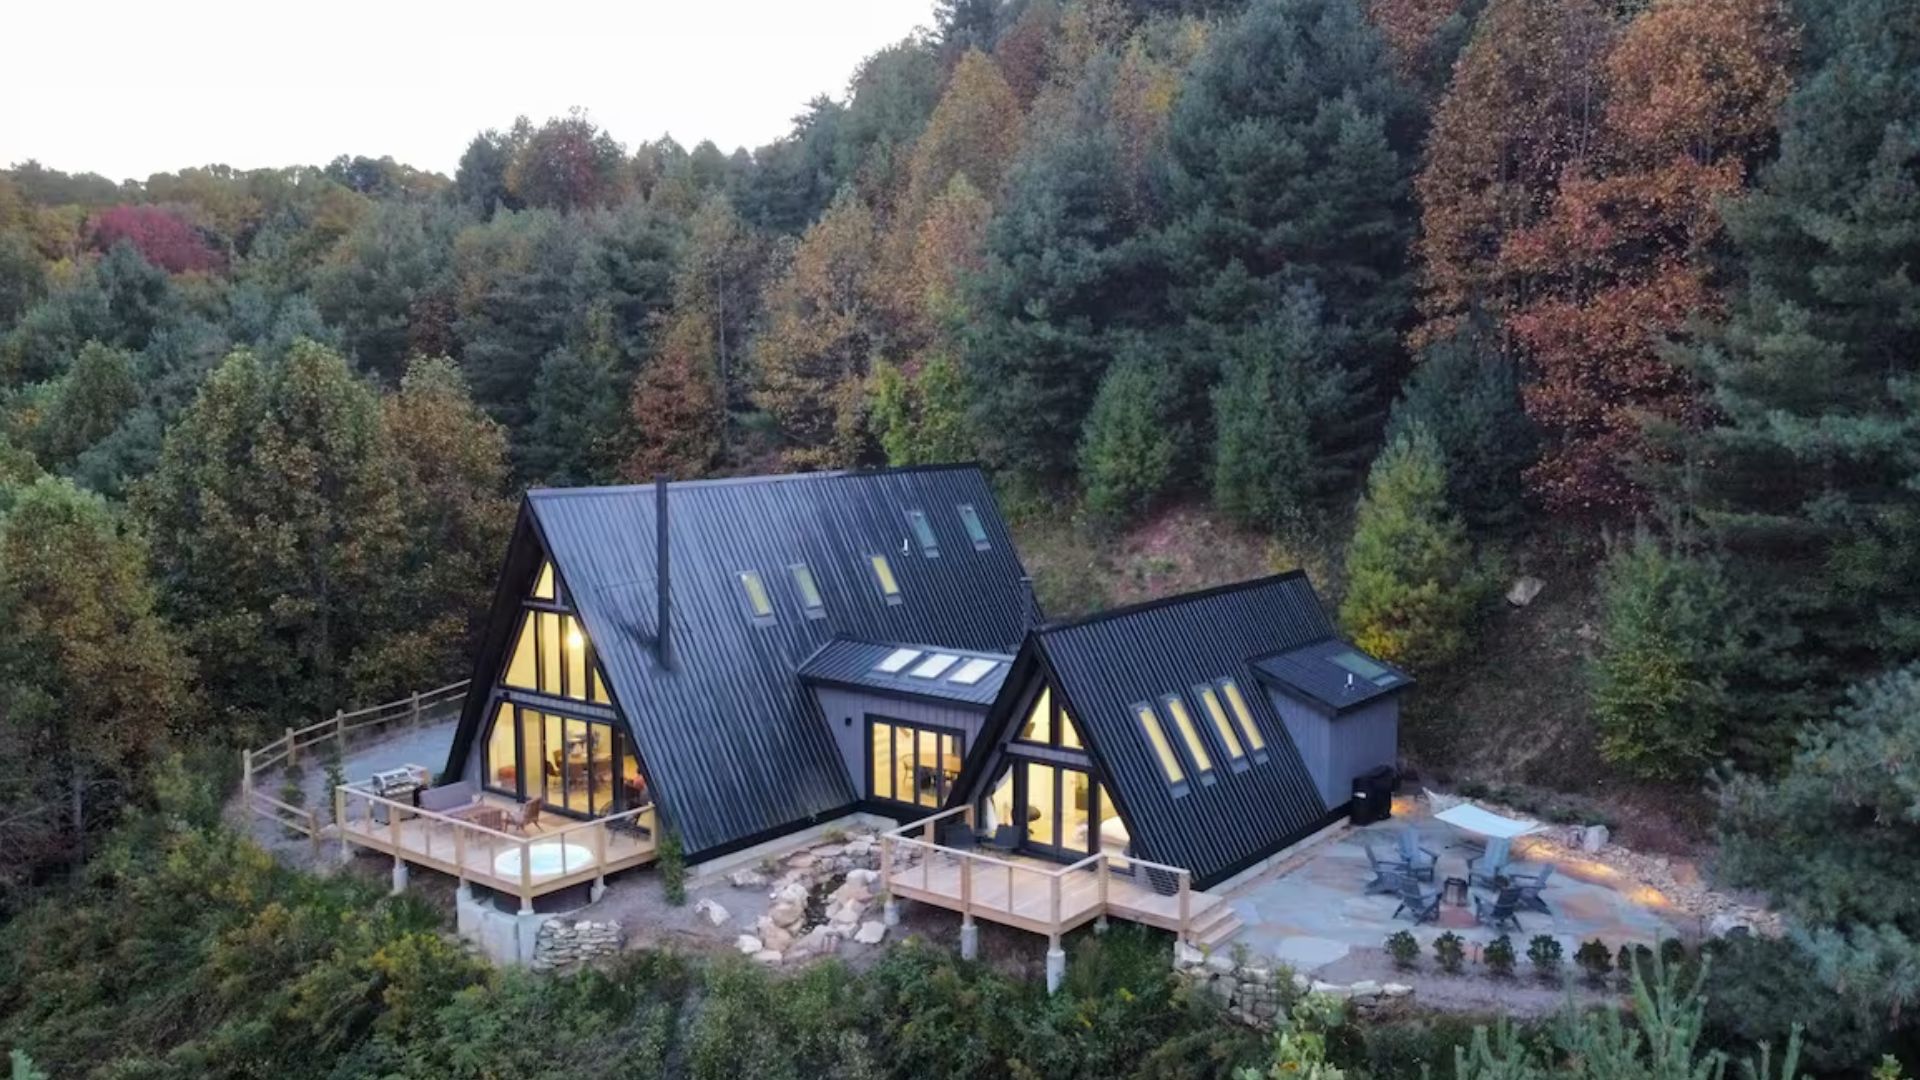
<box><xmin>881</xmin><ymin>808</ymin><xmax>1235</xmax><ymax>944</ymax></box>
<box><xmin>334</xmin><ymin>787</ymin><xmax>657</xmax><ymax>909</ymax></box>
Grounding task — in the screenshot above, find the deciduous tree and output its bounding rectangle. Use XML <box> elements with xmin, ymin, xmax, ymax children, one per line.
<box><xmin>505</xmin><ymin>110</ymin><xmax>629</xmax><ymax>213</ymax></box>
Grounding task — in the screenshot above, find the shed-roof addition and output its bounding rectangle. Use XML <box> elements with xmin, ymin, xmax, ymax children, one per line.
<box><xmin>1251</xmin><ymin>639</ymin><xmax>1412</xmax><ymax>714</ymax></box>
<box><xmin>798</xmin><ymin>637</ymin><xmax>1014</xmax><ymax>708</ymax></box>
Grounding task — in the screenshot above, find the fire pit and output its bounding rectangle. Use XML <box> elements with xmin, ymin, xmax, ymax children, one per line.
<box><xmin>1443</xmin><ymin>876</ymin><xmax>1469</xmax><ymax>907</ymax></box>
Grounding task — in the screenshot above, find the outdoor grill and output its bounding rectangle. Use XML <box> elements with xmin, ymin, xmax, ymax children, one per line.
<box><xmin>370</xmin><ymin>767</ymin><xmax>426</xmax><ymax>800</ymax></box>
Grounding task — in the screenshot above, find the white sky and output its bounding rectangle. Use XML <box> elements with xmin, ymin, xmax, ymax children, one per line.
<box><xmin>0</xmin><ymin>0</ymin><xmax>939</xmax><ymax>183</ymax></box>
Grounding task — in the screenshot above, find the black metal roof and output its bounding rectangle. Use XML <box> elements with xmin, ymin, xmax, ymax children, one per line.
<box><xmin>447</xmin><ymin>465</ymin><xmax>1032</xmax><ymax>861</ymax></box>
<box><xmin>963</xmin><ymin>573</ymin><xmax>1354</xmax><ymax>887</ymax></box>
<box><xmin>1251</xmin><ymin>639</ymin><xmax>1411</xmax><ymax>713</ymax></box>
<box><xmin>798</xmin><ymin>637</ymin><xmax>1013</xmax><ymax>707</ymax></box>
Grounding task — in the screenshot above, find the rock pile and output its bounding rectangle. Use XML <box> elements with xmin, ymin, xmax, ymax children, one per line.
<box><xmin>1511</xmin><ymin>823</ymin><xmax>1781</xmax><ymax>937</ymax></box>
<box><xmin>1173</xmin><ymin>944</ymin><xmax>1411</xmax><ymax>1028</ymax></box>
<box><xmin>531</xmin><ymin>918</ymin><xmax>624</xmax><ymax>972</ymax></box>
<box><xmin>731</xmin><ymin>829</ymin><xmax>887</xmax><ymax>966</ymax></box>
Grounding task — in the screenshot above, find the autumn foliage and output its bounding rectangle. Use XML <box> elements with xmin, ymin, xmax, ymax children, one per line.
<box><xmin>89</xmin><ymin>205</ymin><xmax>222</xmax><ymax>273</ymax></box>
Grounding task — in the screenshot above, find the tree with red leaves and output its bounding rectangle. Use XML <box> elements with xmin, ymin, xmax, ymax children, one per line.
<box><xmin>88</xmin><ymin>204</ymin><xmax>222</xmax><ymax>274</ymax></box>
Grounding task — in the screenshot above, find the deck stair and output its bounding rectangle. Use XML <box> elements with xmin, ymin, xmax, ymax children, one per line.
<box><xmin>1187</xmin><ymin>902</ymin><xmax>1244</xmax><ymax>950</ymax></box>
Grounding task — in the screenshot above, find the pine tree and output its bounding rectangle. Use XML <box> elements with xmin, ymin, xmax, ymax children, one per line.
<box><xmin>523</xmin><ymin>324</ymin><xmax>622</xmax><ymax>487</ymax></box>
<box><xmin>1078</xmin><ymin>345</ymin><xmax>1184</xmax><ymax>522</ymax></box>
<box><xmin>1339</xmin><ymin>424</ymin><xmax>1479</xmax><ymax>672</ymax></box>
<box><xmin>450</xmin><ymin>209</ymin><xmax>587</xmax><ymax>433</ymax></box>
<box><xmin>1676</xmin><ymin>0</ymin><xmax>1920</xmax><ymax>733</ymax></box>
<box><xmin>1384</xmin><ymin>315</ymin><xmax>1534</xmax><ymax>533</ymax></box>
<box><xmin>312</xmin><ymin>200</ymin><xmax>465</xmax><ymax>383</ymax></box>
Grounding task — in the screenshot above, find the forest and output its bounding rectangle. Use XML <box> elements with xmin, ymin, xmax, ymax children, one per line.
<box><xmin>0</xmin><ymin>0</ymin><xmax>1915</xmax><ymax>1074</ymax></box>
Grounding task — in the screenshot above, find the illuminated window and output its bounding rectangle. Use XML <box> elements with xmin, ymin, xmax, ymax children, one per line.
<box><xmin>869</xmin><ymin>554</ymin><xmax>902</xmax><ymax>604</ymax></box>
<box><xmin>907</xmin><ymin>509</ymin><xmax>939</xmax><ymax>557</ymax></box>
<box><xmin>1161</xmin><ymin>693</ymin><xmax>1214</xmax><ymax>779</ymax></box>
<box><xmin>533</xmin><ymin>560</ymin><xmax>555</xmax><ymax>601</ymax></box>
<box><xmin>505</xmin><ymin>612</ymin><xmax>537</xmax><ymax>689</ymax></box>
<box><xmin>949</xmin><ymin>657</ymin><xmax>998</xmax><ymax>685</ymax></box>
<box><xmin>1195</xmin><ymin>684</ymin><xmax>1247</xmax><ymax>768</ymax></box>
<box><xmin>591</xmin><ymin>667</ymin><xmax>611</xmax><ymax>705</ymax></box>
<box><xmin>1134</xmin><ymin>703</ymin><xmax>1186</xmax><ymax>786</ymax></box>
<box><xmin>869</xmin><ymin>719</ymin><xmax>963</xmax><ymax>807</ymax></box>
<box><xmin>1219</xmin><ymin>678</ymin><xmax>1269</xmax><ymax>760</ymax></box>
<box><xmin>738</xmin><ymin>571</ymin><xmax>775</xmax><ymax>623</ymax></box>
<box><xmin>875</xmin><ymin>647</ymin><xmax>921</xmax><ymax>673</ymax></box>
<box><xmin>1060</xmin><ymin>704</ymin><xmax>1084</xmax><ymax>750</ymax></box>
<box><xmin>789</xmin><ymin>563</ymin><xmax>825</xmax><ymax>618</ymax></box>
<box><xmin>1018</xmin><ymin>687</ymin><xmax>1052</xmax><ymax>743</ymax></box>
<box><xmin>910</xmin><ymin>653</ymin><xmax>959</xmax><ymax>679</ymax></box>
<box><xmin>957</xmin><ymin>504</ymin><xmax>990</xmax><ymax>551</ymax></box>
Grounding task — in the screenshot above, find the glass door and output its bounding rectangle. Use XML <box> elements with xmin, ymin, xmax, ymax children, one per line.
<box><xmin>1019</xmin><ymin>761</ymin><xmax>1097</xmax><ymax>859</ymax></box>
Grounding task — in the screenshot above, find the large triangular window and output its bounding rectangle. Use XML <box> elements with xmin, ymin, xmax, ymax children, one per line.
<box><xmin>498</xmin><ymin>558</ymin><xmax>610</xmax><ymax>704</ymax></box>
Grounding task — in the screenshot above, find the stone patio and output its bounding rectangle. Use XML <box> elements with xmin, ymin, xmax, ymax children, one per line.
<box><xmin>1216</xmin><ymin>809</ymin><xmax>1694</xmax><ymax>975</ymax></box>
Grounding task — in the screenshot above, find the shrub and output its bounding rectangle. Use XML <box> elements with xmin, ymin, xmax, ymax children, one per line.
<box><xmin>1385</xmin><ymin>930</ymin><xmax>1421</xmax><ymax>971</ymax></box>
<box><xmin>1618</xmin><ymin>943</ymin><xmax>1654</xmax><ymax>987</ymax></box>
<box><xmin>658</xmin><ymin>830</ymin><xmax>687</xmax><ymax>906</ymax></box>
<box><xmin>1483</xmin><ymin>935</ymin><xmax>1516</xmax><ymax>978</ymax></box>
<box><xmin>1526</xmin><ymin>935</ymin><xmax>1562</xmax><ymax>983</ymax></box>
<box><xmin>322</xmin><ymin>756</ymin><xmax>347</xmax><ymax>824</ymax></box>
<box><xmin>1434</xmin><ymin>932</ymin><xmax>1466</xmax><ymax>974</ymax></box>
<box><xmin>1574</xmin><ymin>939</ymin><xmax>1613</xmax><ymax>986</ymax></box>
<box><xmin>1660</xmin><ymin>938</ymin><xmax>1690</xmax><ymax>967</ymax></box>
<box><xmin>1701</xmin><ymin>934</ymin><xmax>1886</xmax><ymax>1075</ymax></box>
<box><xmin>1078</xmin><ymin>347</ymin><xmax>1185</xmax><ymax>524</ymax></box>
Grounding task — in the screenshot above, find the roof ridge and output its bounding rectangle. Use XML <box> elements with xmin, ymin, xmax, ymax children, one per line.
<box><xmin>1035</xmin><ymin>570</ymin><xmax>1313</xmax><ymax>635</ymax></box>
<box><xmin>525</xmin><ymin>462</ymin><xmax>987</xmax><ymax>499</ymax></box>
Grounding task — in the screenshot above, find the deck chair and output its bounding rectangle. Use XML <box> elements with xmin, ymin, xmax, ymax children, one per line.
<box><xmin>1397</xmin><ymin>828</ymin><xmax>1439</xmax><ymax>882</ymax></box>
<box><xmin>1473</xmin><ymin>885</ymin><xmax>1524</xmax><ymax>932</ymax></box>
<box><xmin>1391</xmin><ymin>878</ymin><xmax>1441</xmax><ymax>923</ymax></box>
<box><xmin>1511</xmin><ymin>863</ymin><xmax>1554</xmax><ymax>914</ymax></box>
<box><xmin>1468</xmin><ymin>836</ymin><xmax>1511</xmax><ymax>890</ymax></box>
<box><xmin>506</xmin><ymin>797</ymin><xmax>543</xmax><ymax>835</ymax></box>
<box><xmin>1364</xmin><ymin>841</ymin><xmax>1410</xmax><ymax>895</ymax></box>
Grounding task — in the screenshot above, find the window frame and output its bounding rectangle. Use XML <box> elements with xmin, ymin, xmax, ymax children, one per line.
<box><xmin>865</xmin><ymin>715</ymin><xmax>966</xmax><ymax>810</ymax></box>
<box><xmin>1216</xmin><ymin>677</ymin><xmax>1270</xmax><ymax>763</ymax></box>
<box><xmin>788</xmin><ymin>562</ymin><xmax>826</xmax><ymax>619</ymax></box>
<box><xmin>868</xmin><ymin>553</ymin><xmax>903</xmax><ymax>605</ymax></box>
<box><xmin>1131</xmin><ymin>700</ymin><xmax>1190</xmax><ymax>793</ymax></box>
<box><xmin>906</xmin><ymin>509</ymin><xmax>940</xmax><ymax>558</ymax></box>
<box><xmin>1159</xmin><ymin>692</ymin><xmax>1217</xmax><ymax>784</ymax></box>
<box><xmin>1194</xmin><ymin>683</ymin><xmax>1250</xmax><ymax>771</ymax></box>
<box><xmin>736</xmin><ymin>570</ymin><xmax>776</xmax><ymax>625</ymax></box>
<box><xmin>956</xmin><ymin>503</ymin><xmax>991</xmax><ymax>551</ymax></box>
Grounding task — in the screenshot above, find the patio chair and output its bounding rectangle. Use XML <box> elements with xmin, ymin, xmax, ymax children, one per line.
<box><xmin>1467</xmin><ymin>836</ymin><xmax>1511</xmax><ymax>890</ymax></box>
<box><xmin>1363</xmin><ymin>841</ymin><xmax>1410</xmax><ymax>895</ymax></box>
<box><xmin>505</xmin><ymin>797</ymin><xmax>543</xmax><ymax>835</ymax></box>
<box><xmin>1391</xmin><ymin>878</ymin><xmax>1441</xmax><ymax>923</ymax></box>
<box><xmin>1473</xmin><ymin>885</ymin><xmax>1524</xmax><ymax>932</ymax></box>
<box><xmin>1510</xmin><ymin>863</ymin><xmax>1554</xmax><ymax>914</ymax></box>
<box><xmin>1397</xmin><ymin>828</ymin><xmax>1438</xmax><ymax>882</ymax></box>
<box><xmin>936</xmin><ymin>819</ymin><xmax>979</xmax><ymax>852</ymax></box>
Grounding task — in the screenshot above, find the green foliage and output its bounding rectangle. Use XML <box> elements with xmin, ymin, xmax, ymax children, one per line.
<box><xmin>1576</xmin><ymin>939</ymin><xmax>1614</xmax><ymax>987</ymax></box>
<box><xmin>1483</xmin><ymin>934</ymin><xmax>1515</xmax><ymax>978</ymax></box>
<box><xmin>1434</xmin><ymin>931</ymin><xmax>1466</xmax><ymax>974</ymax></box>
<box><xmin>659</xmin><ymin>829</ymin><xmax>687</xmax><ymax>906</ymax></box>
<box><xmin>1386</xmin><ymin>929</ymin><xmax>1421</xmax><ymax>970</ymax></box>
<box><xmin>525</xmin><ymin>340</ymin><xmax>621</xmax><ymax>485</ymax></box>
<box><xmin>1590</xmin><ymin>529</ymin><xmax>1749</xmax><ymax>778</ymax></box>
<box><xmin>871</xmin><ymin>354</ymin><xmax>976</xmax><ymax>467</ymax></box>
<box><xmin>311</xmin><ymin>199</ymin><xmax>464</xmax><ymax>382</ymax></box>
<box><xmin>1701</xmin><ymin>934</ymin><xmax>1884</xmax><ymax>1074</ymax></box>
<box><xmin>1339</xmin><ymin>422</ymin><xmax>1480</xmax><ymax>672</ymax></box>
<box><xmin>1526</xmin><ymin>935</ymin><xmax>1562</xmax><ymax>983</ymax></box>
<box><xmin>8</xmin><ymin>1050</ymin><xmax>44</xmax><ymax>1080</ymax></box>
<box><xmin>31</xmin><ymin>339</ymin><xmax>139</xmax><ymax>468</ymax></box>
<box><xmin>1237</xmin><ymin>993</ymin><xmax>1351</xmax><ymax>1080</ymax></box>
<box><xmin>1385</xmin><ymin>314</ymin><xmax>1534</xmax><ymax>532</ymax></box>
<box><xmin>1079</xmin><ymin>346</ymin><xmax>1184</xmax><ymax>523</ymax></box>
<box><xmin>1210</xmin><ymin>287</ymin><xmax>1356</xmax><ymax>529</ymax></box>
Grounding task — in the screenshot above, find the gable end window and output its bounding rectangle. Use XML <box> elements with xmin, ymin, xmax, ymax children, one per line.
<box><xmin>1160</xmin><ymin>693</ymin><xmax>1216</xmax><ymax>783</ymax></box>
<box><xmin>1218</xmin><ymin>678</ymin><xmax>1269</xmax><ymax>762</ymax></box>
<box><xmin>869</xmin><ymin>554</ymin><xmax>903</xmax><ymax>604</ymax></box>
<box><xmin>788</xmin><ymin>562</ymin><xmax>825</xmax><ymax>619</ymax></box>
<box><xmin>737</xmin><ymin>571</ymin><xmax>776</xmax><ymax>624</ymax></box>
<box><xmin>957</xmin><ymin>503</ymin><xmax>991</xmax><ymax>551</ymax></box>
<box><xmin>1195</xmin><ymin>684</ymin><xmax>1249</xmax><ymax>769</ymax></box>
<box><xmin>907</xmin><ymin>509</ymin><xmax>940</xmax><ymax>558</ymax></box>
<box><xmin>1133</xmin><ymin>701</ymin><xmax>1189</xmax><ymax>791</ymax></box>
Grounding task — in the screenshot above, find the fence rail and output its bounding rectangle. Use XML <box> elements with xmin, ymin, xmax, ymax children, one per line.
<box><xmin>240</xmin><ymin>680</ymin><xmax>470</xmax><ymax>833</ymax></box>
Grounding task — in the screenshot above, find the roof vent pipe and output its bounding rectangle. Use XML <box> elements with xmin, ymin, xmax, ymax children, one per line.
<box><xmin>655</xmin><ymin>475</ymin><xmax>675</xmax><ymax>671</ymax></box>
<box><xmin>1018</xmin><ymin>575</ymin><xmax>1038</xmax><ymax>634</ymax></box>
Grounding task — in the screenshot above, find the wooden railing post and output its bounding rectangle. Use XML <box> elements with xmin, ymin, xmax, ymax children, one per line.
<box><xmin>880</xmin><ymin>834</ymin><xmax>893</xmax><ymax>896</ymax></box>
<box><xmin>1177</xmin><ymin>871</ymin><xmax>1191</xmax><ymax>944</ymax></box>
<box><xmin>1098</xmin><ymin>856</ymin><xmax>1110</xmax><ymax>910</ymax></box>
<box><xmin>410</xmin><ymin>689</ymin><xmax>422</xmax><ymax>727</ymax></box>
<box><xmin>1050</xmin><ymin>872</ymin><xmax>1062</xmax><ymax>932</ymax></box>
<box><xmin>518</xmin><ymin>837</ymin><xmax>534</xmax><ymax>915</ymax></box>
<box><xmin>1006</xmin><ymin>862</ymin><xmax>1013</xmax><ymax>912</ymax></box>
<box><xmin>960</xmin><ymin>852</ymin><xmax>973</xmax><ymax>917</ymax></box>
<box><xmin>593</xmin><ymin>821</ymin><xmax>608</xmax><ymax>898</ymax></box>
<box><xmin>242</xmin><ymin>749</ymin><xmax>253</xmax><ymax>805</ymax></box>
<box><xmin>284</xmin><ymin>726</ymin><xmax>297</xmax><ymax>769</ymax></box>
<box><xmin>455</xmin><ymin>822</ymin><xmax>468</xmax><ymax>886</ymax></box>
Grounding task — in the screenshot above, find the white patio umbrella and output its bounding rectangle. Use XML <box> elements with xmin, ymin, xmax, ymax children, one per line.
<box><xmin>1434</xmin><ymin>802</ymin><xmax>1541</xmax><ymax>840</ymax></box>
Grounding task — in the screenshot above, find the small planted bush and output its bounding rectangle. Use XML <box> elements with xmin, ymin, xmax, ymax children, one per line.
<box><xmin>659</xmin><ymin>830</ymin><xmax>687</xmax><ymax>906</ymax></box>
<box><xmin>1484</xmin><ymin>934</ymin><xmax>1516</xmax><ymax>979</ymax></box>
<box><xmin>1434</xmin><ymin>932</ymin><xmax>1465</xmax><ymax>975</ymax></box>
<box><xmin>1575</xmin><ymin>939</ymin><xmax>1613</xmax><ymax>986</ymax></box>
<box><xmin>1386</xmin><ymin>929</ymin><xmax>1421</xmax><ymax>971</ymax></box>
<box><xmin>1526</xmin><ymin>935</ymin><xmax>1563</xmax><ymax>983</ymax></box>
<box><xmin>1660</xmin><ymin>938</ymin><xmax>1690</xmax><ymax>967</ymax></box>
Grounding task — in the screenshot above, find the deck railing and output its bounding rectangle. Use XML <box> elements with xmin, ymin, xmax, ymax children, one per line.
<box><xmin>880</xmin><ymin>807</ymin><xmax>1196</xmax><ymax>942</ymax></box>
<box><xmin>334</xmin><ymin>784</ymin><xmax>656</xmax><ymax>911</ymax></box>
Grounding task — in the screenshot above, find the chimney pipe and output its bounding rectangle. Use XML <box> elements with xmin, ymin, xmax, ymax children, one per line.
<box><xmin>1018</xmin><ymin>576</ymin><xmax>1037</xmax><ymax>634</ymax></box>
<box><xmin>655</xmin><ymin>476</ymin><xmax>674</xmax><ymax>670</ymax></box>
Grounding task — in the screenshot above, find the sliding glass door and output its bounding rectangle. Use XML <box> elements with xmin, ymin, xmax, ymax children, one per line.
<box><xmin>480</xmin><ymin>701</ymin><xmax>642</xmax><ymax>818</ymax></box>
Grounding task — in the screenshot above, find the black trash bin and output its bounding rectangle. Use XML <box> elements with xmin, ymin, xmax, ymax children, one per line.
<box><xmin>1350</xmin><ymin>765</ymin><xmax>1397</xmax><ymax>825</ymax></box>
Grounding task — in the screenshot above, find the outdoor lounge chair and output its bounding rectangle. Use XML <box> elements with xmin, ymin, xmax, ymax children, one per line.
<box><xmin>505</xmin><ymin>797</ymin><xmax>543</xmax><ymax>835</ymax></box>
<box><xmin>1510</xmin><ymin>863</ymin><xmax>1554</xmax><ymax>914</ymax></box>
<box><xmin>1473</xmin><ymin>885</ymin><xmax>1524</xmax><ymax>932</ymax></box>
<box><xmin>1467</xmin><ymin>836</ymin><xmax>1511</xmax><ymax>890</ymax></box>
<box><xmin>1397</xmin><ymin>828</ymin><xmax>1438</xmax><ymax>882</ymax></box>
<box><xmin>1391</xmin><ymin>878</ymin><xmax>1441</xmax><ymax>923</ymax></box>
<box><xmin>1364</xmin><ymin>841</ymin><xmax>1409</xmax><ymax>895</ymax></box>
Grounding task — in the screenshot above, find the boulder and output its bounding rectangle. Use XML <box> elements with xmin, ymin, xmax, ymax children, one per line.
<box><xmin>1708</xmin><ymin>913</ymin><xmax>1752</xmax><ymax>939</ymax></box>
<box><xmin>768</xmin><ymin>901</ymin><xmax>805</xmax><ymax>929</ymax></box>
<box><xmin>727</xmin><ymin>868</ymin><xmax>769</xmax><ymax>889</ymax></box>
<box><xmin>1309</xmin><ymin>980</ymin><xmax>1352</xmax><ymax>1000</ymax></box>
<box><xmin>694</xmin><ymin>898</ymin><xmax>731</xmax><ymax>927</ymax></box>
<box><xmin>854</xmin><ymin>920</ymin><xmax>887</xmax><ymax>945</ymax></box>
<box><xmin>1382</xmin><ymin>983</ymin><xmax>1413</xmax><ymax>998</ymax></box>
<box><xmin>761</xmin><ymin>924</ymin><xmax>795</xmax><ymax>952</ymax></box>
<box><xmin>1291</xmin><ymin>972</ymin><xmax>1312</xmax><ymax>992</ymax></box>
<box><xmin>1348</xmin><ymin>980</ymin><xmax>1381</xmax><ymax>999</ymax></box>
<box><xmin>735</xmin><ymin>934</ymin><xmax>763</xmax><ymax>955</ymax></box>
<box><xmin>752</xmin><ymin>949</ymin><xmax>783</xmax><ymax>965</ymax></box>
<box><xmin>771</xmin><ymin>882</ymin><xmax>809</xmax><ymax>907</ymax></box>
<box><xmin>1205</xmin><ymin>952</ymin><xmax>1237</xmax><ymax>976</ymax></box>
<box><xmin>1174</xmin><ymin>943</ymin><xmax>1206</xmax><ymax>970</ymax></box>
<box><xmin>1506</xmin><ymin>576</ymin><xmax>1545</xmax><ymax>607</ymax></box>
<box><xmin>1582</xmin><ymin>825</ymin><xmax>1610</xmax><ymax>854</ymax></box>
<box><xmin>845</xmin><ymin>867</ymin><xmax>879</xmax><ymax>887</ymax></box>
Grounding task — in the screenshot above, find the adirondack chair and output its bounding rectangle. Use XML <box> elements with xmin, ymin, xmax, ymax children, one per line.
<box><xmin>1510</xmin><ymin>863</ymin><xmax>1555</xmax><ymax>914</ymax></box>
<box><xmin>1468</xmin><ymin>836</ymin><xmax>1512</xmax><ymax>890</ymax></box>
<box><xmin>1397</xmin><ymin>827</ymin><xmax>1439</xmax><ymax>882</ymax></box>
<box><xmin>1392</xmin><ymin>877</ymin><xmax>1441</xmax><ymax>923</ymax></box>
<box><xmin>1473</xmin><ymin>885</ymin><xmax>1524</xmax><ymax>932</ymax></box>
<box><xmin>1364</xmin><ymin>841</ymin><xmax>1409</xmax><ymax>895</ymax></box>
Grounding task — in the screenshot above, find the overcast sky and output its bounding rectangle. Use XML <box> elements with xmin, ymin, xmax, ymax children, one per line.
<box><xmin>0</xmin><ymin>0</ymin><xmax>937</xmax><ymax>183</ymax></box>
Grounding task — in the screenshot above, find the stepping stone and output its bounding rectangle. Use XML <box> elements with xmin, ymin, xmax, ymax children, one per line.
<box><xmin>1272</xmin><ymin>936</ymin><xmax>1350</xmax><ymax>972</ymax></box>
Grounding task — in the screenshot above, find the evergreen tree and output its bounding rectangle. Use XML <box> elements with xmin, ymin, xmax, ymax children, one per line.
<box><xmin>450</xmin><ymin>209</ymin><xmax>587</xmax><ymax>433</ymax></box>
<box><xmin>312</xmin><ymin>201</ymin><xmax>465</xmax><ymax>383</ymax></box>
<box><xmin>1384</xmin><ymin>315</ymin><xmax>1534</xmax><ymax>533</ymax></box>
<box><xmin>1339</xmin><ymin>423</ymin><xmax>1479</xmax><ymax>672</ymax></box>
<box><xmin>1078</xmin><ymin>345</ymin><xmax>1184</xmax><ymax>522</ymax></box>
<box><xmin>523</xmin><ymin>324</ymin><xmax>622</xmax><ymax>486</ymax></box>
<box><xmin>1676</xmin><ymin>0</ymin><xmax>1920</xmax><ymax>733</ymax></box>
<box><xmin>34</xmin><ymin>341</ymin><xmax>138</xmax><ymax>469</ymax></box>
<box><xmin>1210</xmin><ymin>287</ymin><xmax>1354</xmax><ymax>529</ymax></box>
<box><xmin>454</xmin><ymin>121</ymin><xmax>529</xmax><ymax>218</ymax></box>
<box><xmin>622</xmin><ymin>310</ymin><xmax>724</xmax><ymax>481</ymax></box>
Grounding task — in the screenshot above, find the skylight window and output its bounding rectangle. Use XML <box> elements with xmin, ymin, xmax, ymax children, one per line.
<box><xmin>1219</xmin><ymin>678</ymin><xmax>1269</xmax><ymax>760</ymax></box>
<box><xmin>957</xmin><ymin>504</ymin><xmax>991</xmax><ymax>551</ymax></box>
<box><xmin>1134</xmin><ymin>702</ymin><xmax>1186</xmax><ymax>786</ymax></box>
<box><xmin>1195</xmin><ymin>684</ymin><xmax>1248</xmax><ymax>767</ymax></box>
<box><xmin>949</xmin><ymin>657</ymin><xmax>998</xmax><ymax>685</ymax></box>
<box><xmin>1161</xmin><ymin>693</ymin><xmax>1215</xmax><ymax>779</ymax></box>
<box><xmin>875</xmin><ymin>648</ymin><xmax>921</xmax><ymax>673</ymax></box>
<box><xmin>910</xmin><ymin>653</ymin><xmax>959</xmax><ymax>679</ymax></box>
<box><xmin>789</xmin><ymin>563</ymin><xmax>825</xmax><ymax>618</ymax></box>
<box><xmin>907</xmin><ymin>510</ymin><xmax>940</xmax><ymax>558</ymax></box>
<box><xmin>869</xmin><ymin>554</ymin><xmax>902</xmax><ymax>604</ymax></box>
<box><xmin>1330</xmin><ymin>649</ymin><xmax>1398</xmax><ymax>686</ymax></box>
<box><xmin>737</xmin><ymin>571</ymin><xmax>774</xmax><ymax>622</ymax></box>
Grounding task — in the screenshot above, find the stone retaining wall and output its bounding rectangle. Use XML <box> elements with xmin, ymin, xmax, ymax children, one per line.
<box><xmin>1173</xmin><ymin>944</ymin><xmax>1412</xmax><ymax>1029</ymax></box>
<box><xmin>531</xmin><ymin>918</ymin><xmax>625</xmax><ymax>972</ymax></box>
